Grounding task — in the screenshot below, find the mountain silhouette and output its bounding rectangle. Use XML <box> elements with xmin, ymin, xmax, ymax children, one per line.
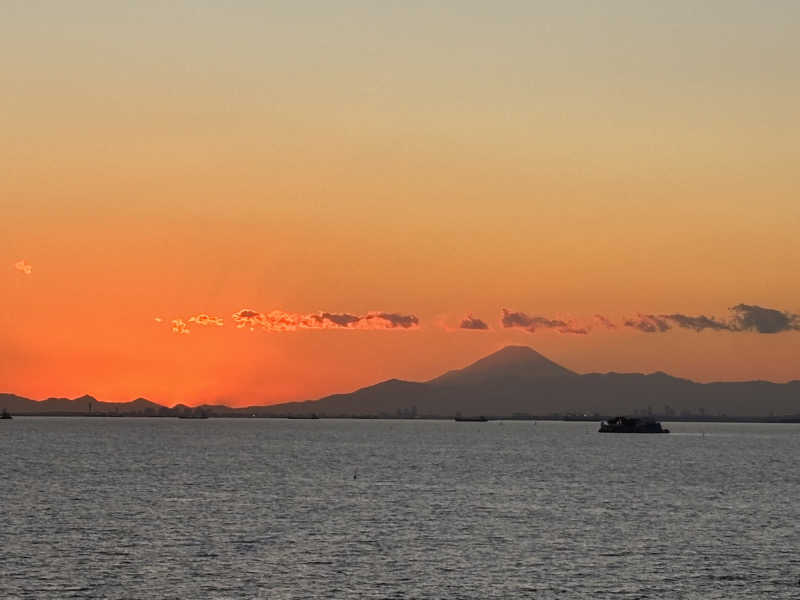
<box><xmin>260</xmin><ymin>346</ymin><xmax>799</xmax><ymax>418</ymax></box>
<box><xmin>429</xmin><ymin>345</ymin><xmax>575</xmax><ymax>386</ymax></box>
<box><xmin>3</xmin><ymin>346</ymin><xmax>800</xmax><ymax>417</ymax></box>
<box><xmin>0</xmin><ymin>393</ymin><xmax>164</xmax><ymax>414</ymax></box>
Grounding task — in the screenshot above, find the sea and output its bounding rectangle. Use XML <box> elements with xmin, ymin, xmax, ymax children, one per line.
<box><xmin>2</xmin><ymin>418</ymin><xmax>799</xmax><ymax>599</ymax></box>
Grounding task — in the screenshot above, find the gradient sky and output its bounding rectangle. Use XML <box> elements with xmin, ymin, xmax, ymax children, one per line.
<box><xmin>3</xmin><ymin>1</ymin><xmax>799</xmax><ymax>406</ymax></box>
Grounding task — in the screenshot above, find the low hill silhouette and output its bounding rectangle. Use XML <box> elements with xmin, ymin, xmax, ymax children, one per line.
<box><xmin>0</xmin><ymin>393</ymin><xmax>165</xmax><ymax>415</ymax></box>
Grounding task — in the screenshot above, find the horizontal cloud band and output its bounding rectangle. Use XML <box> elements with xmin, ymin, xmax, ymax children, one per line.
<box><xmin>502</xmin><ymin>309</ymin><xmax>589</xmax><ymax>335</ymax></box>
<box><xmin>167</xmin><ymin>314</ymin><xmax>224</xmax><ymax>334</ymax></box>
<box><xmin>161</xmin><ymin>304</ymin><xmax>799</xmax><ymax>335</ymax></box>
<box><xmin>501</xmin><ymin>304</ymin><xmax>800</xmax><ymax>335</ymax></box>
<box><xmin>624</xmin><ymin>304</ymin><xmax>800</xmax><ymax>334</ymax></box>
<box><xmin>231</xmin><ymin>309</ymin><xmax>419</xmax><ymax>332</ymax></box>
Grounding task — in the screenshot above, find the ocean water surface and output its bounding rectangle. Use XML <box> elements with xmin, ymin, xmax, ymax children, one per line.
<box><xmin>2</xmin><ymin>418</ymin><xmax>799</xmax><ymax>599</ymax></box>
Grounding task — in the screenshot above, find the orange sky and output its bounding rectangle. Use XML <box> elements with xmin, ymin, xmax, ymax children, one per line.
<box><xmin>2</xmin><ymin>2</ymin><xmax>799</xmax><ymax>405</ymax></box>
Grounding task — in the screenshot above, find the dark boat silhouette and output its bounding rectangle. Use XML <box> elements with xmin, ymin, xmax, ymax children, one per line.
<box><xmin>599</xmin><ymin>416</ymin><xmax>669</xmax><ymax>433</ymax></box>
<box><xmin>1</xmin><ymin>408</ymin><xmax>11</xmax><ymax>420</ymax></box>
<box><xmin>454</xmin><ymin>415</ymin><xmax>488</xmax><ymax>422</ymax></box>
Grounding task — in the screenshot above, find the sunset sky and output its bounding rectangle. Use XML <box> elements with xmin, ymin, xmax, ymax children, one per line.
<box><xmin>3</xmin><ymin>1</ymin><xmax>799</xmax><ymax>406</ymax></box>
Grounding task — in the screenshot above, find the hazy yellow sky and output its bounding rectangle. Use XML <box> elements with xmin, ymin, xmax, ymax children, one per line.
<box><xmin>3</xmin><ymin>1</ymin><xmax>799</xmax><ymax>405</ymax></box>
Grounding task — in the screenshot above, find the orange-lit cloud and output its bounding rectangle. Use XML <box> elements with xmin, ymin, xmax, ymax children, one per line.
<box><xmin>14</xmin><ymin>260</ymin><xmax>32</xmax><ymax>275</ymax></box>
<box><xmin>232</xmin><ymin>309</ymin><xmax>419</xmax><ymax>332</ymax></box>
<box><xmin>231</xmin><ymin>309</ymin><xmax>268</xmax><ymax>331</ymax></box>
<box><xmin>171</xmin><ymin>319</ymin><xmax>190</xmax><ymax>334</ymax></box>
<box><xmin>188</xmin><ymin>314</ymin><xmax>224</xmax><ymax>327</ymax></box>
<box><xmin>163</xmin><ymin>313</ymin><xmax>223</xmax><ymax>333</ymax></box>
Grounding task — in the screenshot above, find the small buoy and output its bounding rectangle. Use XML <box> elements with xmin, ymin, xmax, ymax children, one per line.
<box><xmin>353</xmin><ymin>469</ymin><xmax>358</xmax><ymax>480</ymax></box>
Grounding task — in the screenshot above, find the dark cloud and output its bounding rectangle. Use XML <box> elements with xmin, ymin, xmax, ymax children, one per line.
<box><xmin>501</xmin><ymin>309</ymin><xmax>587</xmax><ymax>334</ymax></box>
<box><xmin>593</xmin><ymin>314</ymin><xmax>617</xmax><ymax>330</ymax></box>
<box><xmin>730</xmin><ymin>304</ymin><xmax>800</xmax><ymax>334</ymax></box>
<box><xmin>501</xmin><ymin>309</ymin><xmax>535</xmax><ymax>329</ymax></box>
<box><xmin>624</xmin><ymin>314</ymin><xmax>671</xmax><ymax>333</ymax></box>
<box><xmin>232</xmin><ymin>309</ymin><xmax>267</xmax><ymax>330</ymax></box>
<box><xmin>527</xmin><ymin>316</ymin><xmax>570</xmax><ymax>330</ymax></box>
<box><xmin>625</xmin><ymin>304</ymin><xmax>800</xmax><ymax>334</ymax></box>
<box><xmin>662</xmin><ymin>313</ymin><xmax>731</xmax><ymax>332</ymax></box>
<box><xmin>364</xmin><ymin>312</ymin><xmax>419</xmax><ymax>329</ymax></box>
<box><xmin>315</xmin><ymin>312</ymin><xmax>361</xmax><ymax>327</ymax></box>
<box><xmin>557</xmin><ymin>325</ymin><xmax>589</xmax><ymax>335</ymax></box>
<box><xmin>459</xmin><ymin>315</ymin><xmax>489</xmax><ymax>330</ymax></box>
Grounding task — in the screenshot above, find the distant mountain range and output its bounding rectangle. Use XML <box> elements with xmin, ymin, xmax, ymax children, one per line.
<box><xmin>3</xmin><ymin>346</ymin><xmax>800</xmax><ymax>418</ymax></box>
<box><xmin>0</xmin><ymin>394</ymin><xmax>166</xmax><ymax>416</ymax></box>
